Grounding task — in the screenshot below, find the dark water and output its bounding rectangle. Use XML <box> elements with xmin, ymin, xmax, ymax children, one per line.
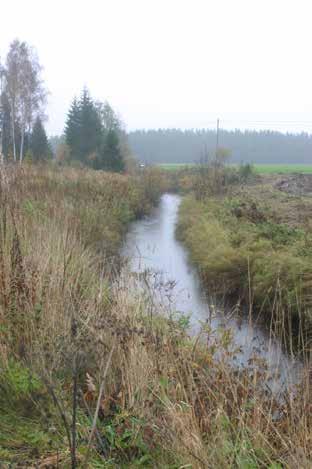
<box><xmin>122</xmin><ymin>193</ymin><xmax>301</xmax><ymax>388</ymax></box>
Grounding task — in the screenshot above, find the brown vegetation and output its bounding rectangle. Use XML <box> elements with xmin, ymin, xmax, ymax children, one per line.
<box><xmin>1</xmin><ymin>165</ymin><xmax>312</xmax><ymax>468</ymax></box>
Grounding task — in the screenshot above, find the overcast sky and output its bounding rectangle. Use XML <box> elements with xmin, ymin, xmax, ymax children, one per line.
<box><xmin>1</xmin><ymin>0</ymin><xmax>312</xmax><ymax>135</ymax></box>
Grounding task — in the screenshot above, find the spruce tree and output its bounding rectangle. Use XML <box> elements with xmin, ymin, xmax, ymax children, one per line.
<box><xmin>30</xmin><ymin>116</ymin><xmax>50</xmax><ymax>162</ymax></box>
<box><xmin>64</xmin><ymin>88</ymin><xmax>125</xmax><ymax>172</ymax></box>
<box><xmin>65</xmin><ymin>89</ymin><xmax>103</xmax><ymax>165</ymax></box>
<box><xmin>79</xmin><ymin>87</ymin><xmax>102</xmax><ymax>164</ymax></box>
<box><xmin>102</xmin><ymin>129</ymin><xmax>125</xmax><ymax>172</ymax></box>
<box><xmin>65</xmin><ymin>98</ymin><xmax>82</xmax><ymax>160</ymax></box>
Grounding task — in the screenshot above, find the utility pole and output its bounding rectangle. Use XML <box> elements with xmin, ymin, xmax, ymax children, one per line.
<box><xmin>215</xmin><ymin>118</ymin><xmax>220</xmax><ymax>158</ymax></box>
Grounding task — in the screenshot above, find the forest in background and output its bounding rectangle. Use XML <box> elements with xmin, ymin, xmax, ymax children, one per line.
<box><xmin>0</xmin><ymin>40</ymin><xmax>127</xmax><ymax>171</ymax></box>
<box><xmin>3</xmin><ymin>41</ymin><xmax>312</xmax><ymax>170</ymax></box>
<box><xmin>128</xmin><ymin>128</ymin><xmax>312</xmax><ymax>164</ymax></box>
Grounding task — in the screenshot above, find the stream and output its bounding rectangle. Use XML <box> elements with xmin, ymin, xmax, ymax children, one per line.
<box><xmin>122</xmin><ymin>193</ymin><xmax>302</xmax><ymax>390</ymax></box>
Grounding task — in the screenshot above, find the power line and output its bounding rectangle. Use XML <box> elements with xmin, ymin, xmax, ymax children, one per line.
<box><xmin>202</xmin><ymin>119</ymin><xmax>312</xmax><ymax>125</ymax></box>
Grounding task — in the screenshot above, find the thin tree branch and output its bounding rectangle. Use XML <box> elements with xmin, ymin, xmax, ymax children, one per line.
<box><xmin>83</xmin><ymin>336</ymin><xmax>116</xmax><ymax>467</ymax></box>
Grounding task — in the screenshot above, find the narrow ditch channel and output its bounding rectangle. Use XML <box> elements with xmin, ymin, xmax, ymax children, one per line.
<box><xmin>122</xmin><ymin>193</ymin><xmax>302</xmax><ymax>390</ymax></box>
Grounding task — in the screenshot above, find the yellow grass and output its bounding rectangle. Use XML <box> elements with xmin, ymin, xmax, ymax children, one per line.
<box><xmin>0</xmin><ymin>164</ymin><xmax>311</xmax><ymax>467</ymax></box>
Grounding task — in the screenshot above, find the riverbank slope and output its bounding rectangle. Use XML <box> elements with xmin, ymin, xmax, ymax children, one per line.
<box><xmin>1</xmin><ymin>166</ymin><xmax>312</xmax><ymax>467</ymax></box>
<box><xmin>177</xmin><ymin>174</ymin><xmax>312</xmax><ymax>338</ymax></box>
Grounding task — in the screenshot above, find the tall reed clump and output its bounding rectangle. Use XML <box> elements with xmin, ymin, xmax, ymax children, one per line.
<box><xmin>0</xmin><ymin>164</ymin><xmax>165</xmax><ymax>466</ymax></box>
<box><xmin>0</xmin><ymin>164</ymin><xmax>311</xmax><ymax>468</ymax></box>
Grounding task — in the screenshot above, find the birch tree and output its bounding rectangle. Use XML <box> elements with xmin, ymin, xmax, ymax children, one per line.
<box><xmin>0</xmin><ymin>58</ymin><xmax>4</xmax><ymax>163</ymax></box>
<box><xmin>5</xmin><ymin>40</ymin><xmax>46</xmax><ymax>162</ymax></box>
<box><xmin>4</xmin><ymin>41</ymin><xmax>20</xmax><ymax>161</ymax></box>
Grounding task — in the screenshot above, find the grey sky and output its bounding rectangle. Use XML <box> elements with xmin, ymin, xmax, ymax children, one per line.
<box><xmin>1</xmin><ymin>0</ymin><xmax>312</xmax><ymax>135</ymax></box>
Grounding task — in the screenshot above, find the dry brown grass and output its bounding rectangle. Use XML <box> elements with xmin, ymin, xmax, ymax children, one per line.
<box><xmin>0</xmin><ymin>164</ymin><xmax>311</xmax><ymax>468</ymax></box>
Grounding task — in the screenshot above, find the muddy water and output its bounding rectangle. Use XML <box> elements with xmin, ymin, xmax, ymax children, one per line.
<box><xmin>122</xmin><ymin>193</ymin><xmax>301</xmax><ymax>388</ymax></box>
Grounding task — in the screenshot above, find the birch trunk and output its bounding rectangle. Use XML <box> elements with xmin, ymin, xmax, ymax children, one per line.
<box><xmin>19</xmin><ymin>125</ymin><xmax>24</xmax><ymax>163</ymax></box>
<box><xmin>0</xmin><ymin>132</ymin><xmax>3</xmax><ymax>164</ymax></box>
<box><xmin>10</xmin><ymin>101</ymin><xmax>16</xmax><ymax>162</ymax></box>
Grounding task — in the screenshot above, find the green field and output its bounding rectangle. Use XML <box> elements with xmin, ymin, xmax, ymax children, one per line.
<box><xmin>253</xmin><ymin>164</ymin><xmax>312</xmax><ymax>174</ymax></box>
<box><xmin>158</xmin><ymin>163</ymin><xmax>312</xmax><ymax>174</ymax></box>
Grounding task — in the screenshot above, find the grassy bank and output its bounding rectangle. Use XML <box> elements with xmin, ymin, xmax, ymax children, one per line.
<box><xmin>177</xmin><ymin>179</ymin><xmax>312</xmax><ymax>334</ymax></box>
<box><xmin>0</xmin><ymin>164</ymin><xmax>165</xmax><ymax>466</ymax></box>
<box><xmin>1</xmin><ymin>165</ymin><xmax>312</xmax><ymax>467</ymax></box>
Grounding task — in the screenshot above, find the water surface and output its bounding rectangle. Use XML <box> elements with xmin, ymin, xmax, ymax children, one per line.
<box><xmin>123</xmin><ymin>193</ymin><xmax>301</xmax><ymax>388</ymax></box>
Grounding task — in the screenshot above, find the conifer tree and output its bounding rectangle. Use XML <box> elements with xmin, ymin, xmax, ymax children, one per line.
<box><xmin>64</xmin><ymin>88</ymin><xmax>126</xmax><ymax>172</ymax></box>
<box><xmin>30</xmin><ymin>116</ymin><xmax>50</xmax><ymax>161</ymax></box>
<box><xmin>65</xmin><ymin>98</ymin><xmax>82</xmax><ymax>160</ymax></box>
<box><xmin>65</xmin><ymin>89</ymin><xmax>103</xmax><ymax>164</ymax></box>
<box><xmin>102</xmin><ymin>129</ymin><xmax>125</xmax><ymax>172</ymax></box>
<box><xmin>79</xmin><ymin>87</ymin><xmax>102</xmax><ymax>163</ymax></box>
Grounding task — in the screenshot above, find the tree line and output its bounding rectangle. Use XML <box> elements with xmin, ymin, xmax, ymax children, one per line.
<box><xmin>0</xmin><ymin>39</ymin><xmax>50</xmax><ymax>162</ymax></box>
<box><xmin>0</xmin><ymin>39</ymin><xmax>127</xmax><ymax>171</ymax></box>
<box><xmin>128</xmin><ymin>128</ymin><xmax>312</xmax><ymax>165</ymax></box>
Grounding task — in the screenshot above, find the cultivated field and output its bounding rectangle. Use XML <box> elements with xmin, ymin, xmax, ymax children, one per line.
<box><xmin>159</xmin><ymin>163</ymin><xmax>312</xmax><ymax>174</ymax></box>
<box><xmin>253</xmin><ymin>164</ymin><xmax>312</xmax><ymax>174</ymax></box>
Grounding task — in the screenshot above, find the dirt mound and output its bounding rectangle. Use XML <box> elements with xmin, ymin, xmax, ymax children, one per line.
<box><xmin>276</xmin><ymin>174</ymin><xmax>312</xmax><ymax>196</ymax></box>
<box><xmin>232</xmin><ymin>201</ymin><xmax>266</xmax><ymax>223</ymax></box>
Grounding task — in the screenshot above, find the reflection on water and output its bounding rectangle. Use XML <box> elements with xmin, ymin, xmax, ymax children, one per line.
<box><xmin>122</xmin><ymin>193</ymin><xmax>301</xmax><ymax>388</ymax></box>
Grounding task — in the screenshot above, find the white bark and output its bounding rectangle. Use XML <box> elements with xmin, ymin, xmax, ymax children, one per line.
<box><xmin>0</xmin><ymin>129</ymin><xmax>3</xmax><ymax>164</ymax></box>
<box><xmin>10</xmin><ymin>100</ymin><xmax>16</xmax><ymax>162</ymax></box>
<box><xmin>19</xmin><ymin>125</ymin><xmax>25</xmax><ymax>163</ymax></box>
<box><xmin>5</xmin><ymin>40</ymin><xmax>46</xmax><ymax>164</ymax></box>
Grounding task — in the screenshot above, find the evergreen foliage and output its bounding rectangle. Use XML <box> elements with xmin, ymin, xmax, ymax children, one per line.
<box><xmin>102</xmin><ymin>129</ymin><xmax>125</xmax><ymax>172</ymax></box>
<box><xmin>79</xmin><ymin>88</ymin><xmax>102</xmax><ymax>163</ymax></box>
<box><xmin>49</xmin><ymin>134</ymin><xmax>65</xmax><ymax>156</ymax></box>
<box><xmin>30</xmin><ymin>116</ymin><xmax>50</xmax><ymax>161</ymax></box>
<box><xmin>65</xmin><ymin>88</ymin><xmax>125</xmax><ymax>171</ymax></box>
<box><xmin>65</xmin><ymin>98</ymin><xmax>82</xmax><ymax>160</ymax></box>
